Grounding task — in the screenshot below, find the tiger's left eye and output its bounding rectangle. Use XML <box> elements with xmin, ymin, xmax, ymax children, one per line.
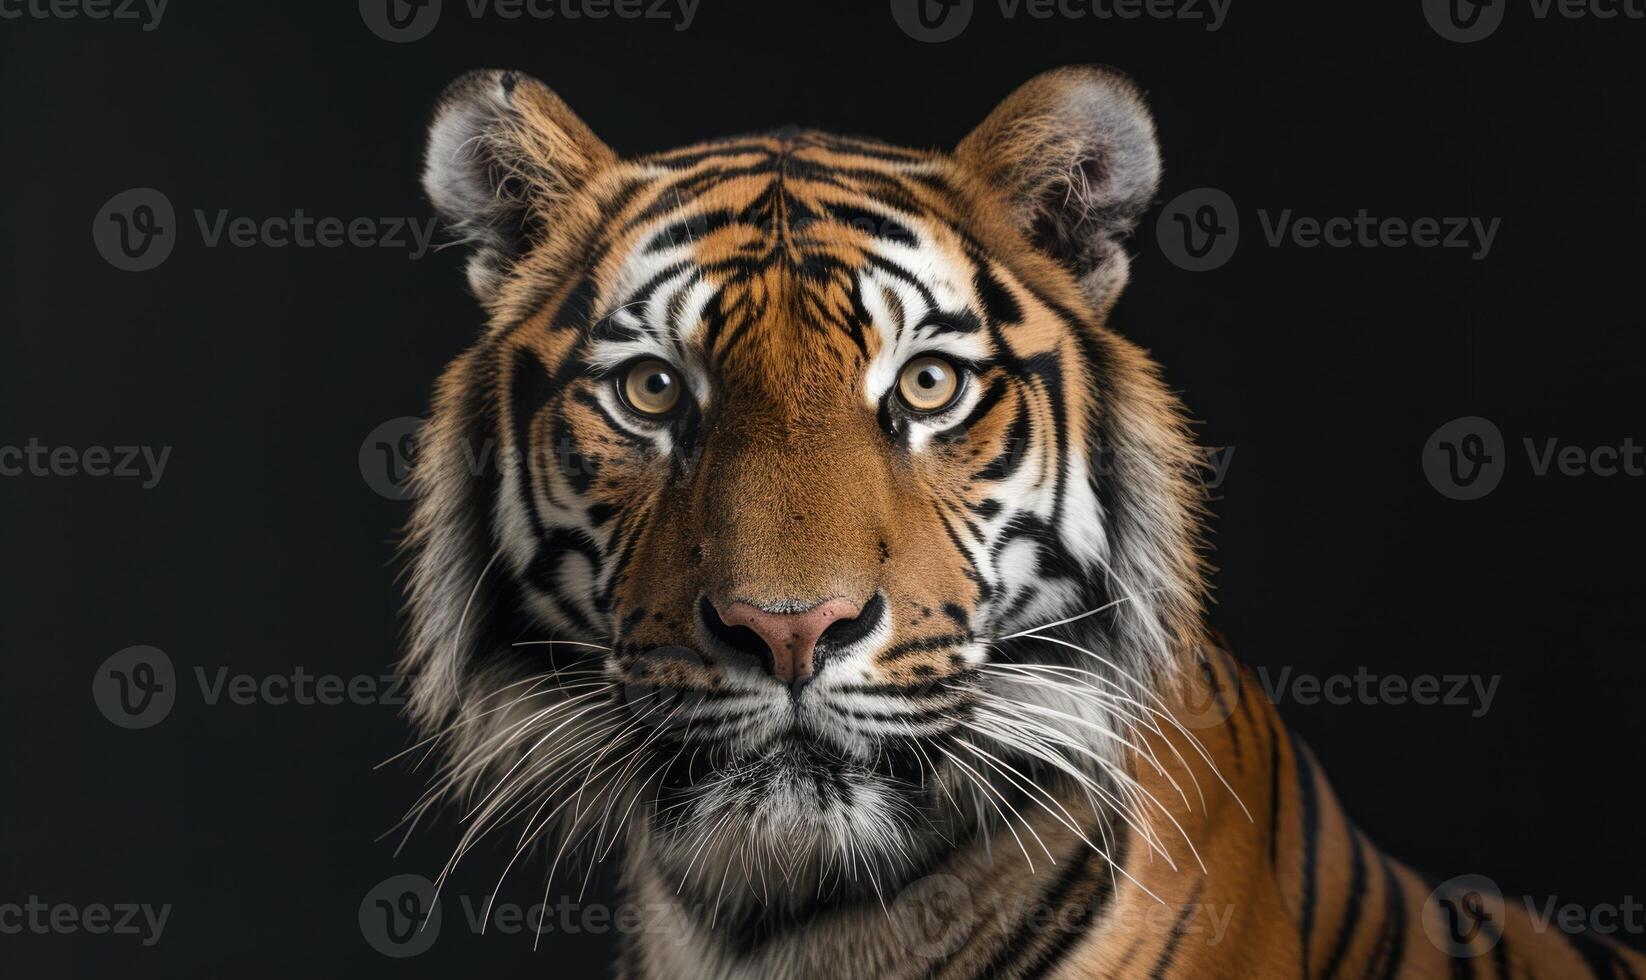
<box><xmin>896</xmin><ymin>355</ymin><xmax>964</xmax><ymax>413</ymax></box>
<box><xmin>620</xmin><ymin>359</ymin><xmax>683</xmax><ymax>417</ymax></box>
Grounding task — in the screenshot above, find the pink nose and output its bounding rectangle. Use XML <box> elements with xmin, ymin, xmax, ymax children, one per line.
<box><xmin>714</xmin><ymin>597</ymin><xmax>863</xmax><ymax>690</ymax></box>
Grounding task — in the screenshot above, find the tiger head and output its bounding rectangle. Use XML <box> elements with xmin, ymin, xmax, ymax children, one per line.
<box><xmin>400</xmin><ymin>66</ymin><xmax>1208</xmax><ymax>906</ymax></box>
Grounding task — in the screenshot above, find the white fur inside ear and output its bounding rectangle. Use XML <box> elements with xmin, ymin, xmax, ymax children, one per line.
<box><xmin>1059</xmin><ymin>76</ymin><xmax>1161</xmax><ymax>228</ymax></box>
<box><xmin>1023</xmin><ymin>76</ymin><xmax>1159</xmax><ymax>295</ymax></box>
<box><xmin>421</xmin><ymin>73</ymin><xmax>524</xmax><ymax>301</ymax></box>
<box><xmin>423</xmin><ymin>78</ymin><xmax>512</xmax><ymax>232</ymax></box>
<box><xmin>959</xmin><ymin>67</ymin><xmax>1162</xmax><ymax>310</ymax></box>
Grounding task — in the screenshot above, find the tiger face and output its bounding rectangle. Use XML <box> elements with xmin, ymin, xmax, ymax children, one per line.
<box><xmin>401</xmin><ymin>67</ymin><xmax>1208</xmax><ymax>906</ymax></box>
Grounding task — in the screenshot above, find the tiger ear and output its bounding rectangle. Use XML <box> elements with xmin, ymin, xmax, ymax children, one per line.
<box><xmin>956</xmin><ymin>66</ymin><xmax>1161</xmax><ymax>315</ymax></box>
<box><xmin>423</xmin><ymin>69</ymin><xmax>616</xmax><ymax>305</ymax></box>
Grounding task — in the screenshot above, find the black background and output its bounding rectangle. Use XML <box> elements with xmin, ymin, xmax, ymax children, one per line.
<box><xmin>3</xmin><ymin>0</ymin><xmax>1644</xmax><ymax>975</ymax></box>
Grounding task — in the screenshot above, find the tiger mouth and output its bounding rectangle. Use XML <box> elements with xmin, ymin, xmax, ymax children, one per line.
<box><xmin>654</xmin><ymin>731</ymin><xmax>932</xmax><ymax>803</ymax></box>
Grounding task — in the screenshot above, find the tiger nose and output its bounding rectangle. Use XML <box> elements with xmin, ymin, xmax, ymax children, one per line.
<box><xmin>714</xmin><ymin>597</ymin><xmax>864</xmax><ymax>694</ymax></box>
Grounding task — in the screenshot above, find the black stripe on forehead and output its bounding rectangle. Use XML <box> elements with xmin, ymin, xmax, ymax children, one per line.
<box><xmin>548</xmin><ymin>275</ymin><xmax>599</xmax><ymax>333</ymax></box>
<box><xmin>644</xmin><ymin>209</ymin><xmax>737</xmax><ymax>253</ymax></box>
<box><xmin>806</xmin><ymin>132</ymin><xmax>932</xmax><ymax>162</ymax></box>
<box><xmin>598</xmin><ymin>261</ymin><xmax>696</xmax><ymax>329</ymax></box>
<box><xmin>616</xmin><ymin>147</ymin><xmax>793</xmax><ymax>245</ymax></box>
<box><xmin>593</xmin><ymin>146</ymin><xmax>977</xmax><ymax>364</ymax></box>
<box><xmin>915</xmin><ymin>310</ymin><xmax>984</xmax><ymax>336</ymax></box>
<box><xmin>702</xmin><ymin>284</ymin><xmax>765</xmax><ymax>365</ymax></box>
<box><xmin>838</xmin><ymin>273</ymin><xmax>875</xmax><ymax>357</ymax></box>
<box><xmin>817</xmin><ymin>201</ymin><xmax>917</xmax><ymax>246</ymax></box>
<box><xmin>875</xmin><ymin>281</ymin><xmax>907</xmax><ymax>333</ymax></box>
<box><xmin>783</xmin><ymin>155</ymin><xmax>933</xmax><ymax>208</ymax></box>
<box><xmin>620</xmin><ymin>172</ymin><xmax>736</xmax><ymax>236</ymax></box>
<box><xmin>698</xmin><ymin>282</ymin><xmax>734</xmax><ymax>356</ymax></box>
<box><xmin>625</xmin><ymin>140</ymin><xmax>938</xmax><ymax>248</ymax></box>
<box><xmin>864</xmin><ymin>253</ymin><xmax>939</xmax><ymax>311</ymax></box>
<box><xmin>589</xmin><ymin>315</ymin><xmax>642</xmax><ymax>345</ymax></box>
<box><xmin>697</xmin><ymin>263</ymin><xmax>871</xmax><ymax>366</ymax></box>
<box><xmin>972</xmin><ymin>257</ymin><xmax>1024</xmax><ymax>327</ymax></box>
<box><xmin>646</xmin><ymin>140</ymin><xmax>779</xmax><ymax>171</ymax></box>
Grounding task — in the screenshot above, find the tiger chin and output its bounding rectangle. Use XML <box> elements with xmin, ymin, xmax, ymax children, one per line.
<box><xmin>394</xmin><ymin>67</ymin><xmax>1644</xmax><ymax>978</ymax></box>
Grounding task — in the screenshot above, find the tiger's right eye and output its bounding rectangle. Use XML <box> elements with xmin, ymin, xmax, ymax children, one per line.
<box><xmin>896</xmin><ymin>355</ymin><xmax>964</xmax><ymax>414</ymax></box>
<box><xmin>619</xmin><ymin>359</ymin><xmax>683</xmax><ymax>418</ymax></box>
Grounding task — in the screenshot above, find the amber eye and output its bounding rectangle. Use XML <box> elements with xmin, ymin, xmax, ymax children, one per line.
<box><xmin>896</xmin><ymin>355</ymin><xmax>963</xmax><ymax>413</ymax></box>
<box><xmin>619</xmin><ymin>359</ymin><xmax>683</xmax><ymax>417</ymax></box>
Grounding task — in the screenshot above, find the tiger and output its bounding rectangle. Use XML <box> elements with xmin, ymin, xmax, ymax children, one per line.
<box><xmin>394</xmin><ymin>65</ymin><xmax>1646</xmax><ymax>978</ymax></box>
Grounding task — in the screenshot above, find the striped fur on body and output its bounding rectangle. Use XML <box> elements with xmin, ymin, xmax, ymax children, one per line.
<box><xmin>618</xmin><ymin>652</ymin><xmax>1646</xmax><ymax>980</ymax></box>
<box><xmin>395</xmin><ymin>67</ymin><xmax>1644</xmax><ymax>978</ymax></box>
<box><xmin>616</xmin><ymin>650</ymin><xmax>1646</xmax><ymax>979</ymax></box>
